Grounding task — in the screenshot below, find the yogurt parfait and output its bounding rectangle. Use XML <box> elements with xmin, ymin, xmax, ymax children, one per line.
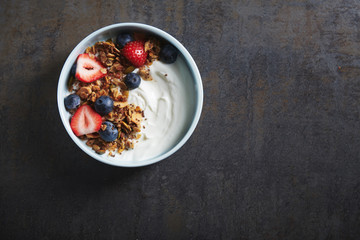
<box><xmin>64</xmin><ymin>31</ymin><xmax>193</xmax><ymax>162</ymax></box>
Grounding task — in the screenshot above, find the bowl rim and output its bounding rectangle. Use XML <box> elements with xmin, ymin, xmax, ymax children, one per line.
<box><xmin>57</xmin><ymin>22</ymin><xmax>203</xmax><ymax>167</ymax></box>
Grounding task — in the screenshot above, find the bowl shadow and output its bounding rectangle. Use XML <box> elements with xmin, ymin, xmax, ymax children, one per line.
<box><xmin>27</xmin><ymin>53</ymin><xmax>149</xmax><ymax>196</ymax></box>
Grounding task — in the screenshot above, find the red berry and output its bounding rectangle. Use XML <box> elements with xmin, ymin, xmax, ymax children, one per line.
<box><xmin>122</xmin><ymin>41</ymin><xmax>148</xmax><ymax>67</ymax></box>
<box><xmin>75</xmin><ymin>53</ymin><xmax>107</xmax><ymax>83</ymax></box>
<box><xmin>70</xmin><ymin>105</ymin><xmax>102</xmax><ymax>136</ymax></box>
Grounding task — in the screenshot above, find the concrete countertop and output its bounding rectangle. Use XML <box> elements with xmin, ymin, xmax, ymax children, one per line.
<box><xmin>1</xmin><ymin>0</ymin><xmax>360</xmax><ymax>239</ymax></box>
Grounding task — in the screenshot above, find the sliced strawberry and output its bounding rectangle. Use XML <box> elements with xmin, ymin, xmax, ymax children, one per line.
<box><xmin>75</xmin><ymin>53</ymin><xmax>107</xmax><ymax>83</ymax></box>
<box><xmin>70</xmin><ymin>105</ymin><xmax>102</xmax><ymax>136</ymax></box>
<box><xmin>122</xmin><ymin>40</ymin><xmax>148</xmax><ymax>67</ymax></box>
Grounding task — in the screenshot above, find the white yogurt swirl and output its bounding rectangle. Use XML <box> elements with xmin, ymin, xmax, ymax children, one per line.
<box><xmin>109</xmin><ymin>57</ymin><xmax>193</xmax><ymax>163</ymax></box>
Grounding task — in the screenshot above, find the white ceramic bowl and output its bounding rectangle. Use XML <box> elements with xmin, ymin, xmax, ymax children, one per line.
<box><xmin>57</xmin><ymin>23</ymin><xmax>203</xmax><ymax>167</ymax></box>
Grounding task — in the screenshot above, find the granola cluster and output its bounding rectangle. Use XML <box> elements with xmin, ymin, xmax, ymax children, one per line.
<box><xmin>67</xmin><ymin>36</ymin><xmax>161</xmax><ymax>156</ymax></box>
<box><xmin>83</xmin><ymin>103</ymin><xmax>144</xmax><ymax>156</ymax></box>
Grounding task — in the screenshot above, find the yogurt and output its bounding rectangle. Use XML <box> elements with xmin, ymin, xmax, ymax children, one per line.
<box><xmin>109</xmin><ymin>56</ymin><xmax>194</xmax><ymax>162</ymax></box>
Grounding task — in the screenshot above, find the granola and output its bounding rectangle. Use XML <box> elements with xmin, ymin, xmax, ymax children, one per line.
<box><xmin>66</xmin><ymin>35</ymin><xmax>161</xmax><ymax>156</ymax></box>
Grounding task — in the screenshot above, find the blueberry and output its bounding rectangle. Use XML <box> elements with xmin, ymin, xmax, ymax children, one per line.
<box><xmin>99</xmin><ymin>121</ymin><xmax>118</xmax><ymax>142</ymax></box>
<box><xmin>116</xmin><ymin>33</ymin><xmax>134</xmax><ymax>48</ymax></box>
<box><xmin>94</xmin><ymin>96</ymin><xmax>114</xmax><ymax>115</ymax></box>
<box><xmin>70</xmin><ymin>63</ymin><xmax>77</xmax><ymax>77</ymax></box>
<box><xmin>159</xmin><ymin>44</ymin><xmax>178</xmax><ymax>64</ymax></box>
<box><xmin>64</xmin><ymin>94</ymin><xmax>80</xmax><ymax>110</ymax></box>
<box><xmin>124</xmin><ymin>73</ymin><xmax>141</xmax><ymax>90</ymax></box>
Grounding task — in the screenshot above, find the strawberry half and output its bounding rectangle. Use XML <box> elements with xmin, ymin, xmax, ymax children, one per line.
<box><xmin>70</xmin><ymin>105</ymin><xmax>102</xmax><ymax>136</ymax></box>
<box><xmin>75</xmin><ymin>53</ymin><xmax>107</xmax><ymax>83</ymax></box>
<box><xmin>122</xmin><ymin>40</ymin><xmax>148</xmax><ymax>67</ymax></box>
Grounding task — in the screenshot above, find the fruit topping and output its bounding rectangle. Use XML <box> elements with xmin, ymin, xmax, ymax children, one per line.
<box><xmin>75</xmin><ymin>53</ymin><xmax>107</xmax><ymax>83</ymax></box>
<box><xmin>116</xmin><ymin>33</ymin><xmax>134</xmax><ymax>49</ymax></box>
<box><xmin>122</xmin><ymin>40</ymin><xmax>148</xmax><ymax>67</ymax></box>
<box><xmin>65</xmin><ymin>33</ymin><xmax>167</xmax><ymax>156</ymax></box>
<box><xmin>64</xmin><ymin>94</ymin><xmax>80</xmax><ymax>110</ymax></box>
<box><xmin>99</xmin><ymin>121</ymin><xmax>119</xmax><ymax>142</ymax></box>
<box><xmin>70</xmin><ymin>63</ymin><xmax>77</xmax><ymax>77</ymax></box>
<box><xmin>159</xmin><ymin>44</ymin><xmax>178</xmax><ymax>64</ymax></box>
<box><xmin>124</xmin><ymin>72</ymin><xmax>141</xmax><ymax>90</ymax></box>
<box><xmin>94</xmin><ymin>95</ymin><xmax>114</xmax><ymax>115</ymax></box>
<box><xmin>70</xmin><ymin>105</ymin><xmax>102</xmax><ymax>136</ymax></box>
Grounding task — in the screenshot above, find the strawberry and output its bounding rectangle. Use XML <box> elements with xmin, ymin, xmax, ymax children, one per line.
<box><xmin>122</xmin><ymin>40</ymin><xmax>148</xmax><ymax>67</ymax></box>
<box><xmin>70</xmin><ymin>105</ymin><xmax>102</xmax><ymax>136</ymax></box>
<box><xmin>75</xmin><ymin>53</ymin><xmax>107</xmax><ymax>83</ymax></box>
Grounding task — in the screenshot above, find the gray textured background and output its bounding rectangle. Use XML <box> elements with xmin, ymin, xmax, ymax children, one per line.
<box><xmin>1</xmin><ymin>0</ymin><xmax>360</xmax><ymax>239</ymax></box>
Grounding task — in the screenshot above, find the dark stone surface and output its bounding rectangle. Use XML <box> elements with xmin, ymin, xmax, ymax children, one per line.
<box><xmin>1</xmin><ymin>0</ymin><xmax>360</xmax><ymax>239</ymax></box>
